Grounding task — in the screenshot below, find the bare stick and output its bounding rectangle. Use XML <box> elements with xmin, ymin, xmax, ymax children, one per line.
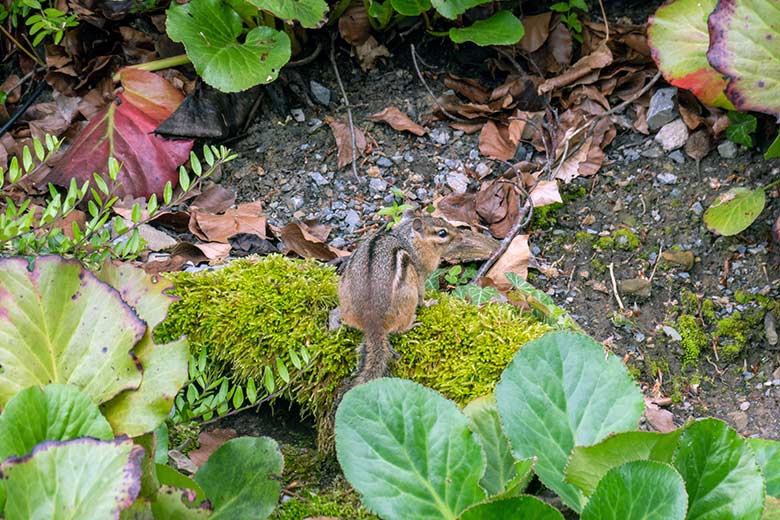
<box><xmin>472</xmin><ymin>177</ymin><xmax>534</xmax><ymax>282</ymax></box>
<box><xmin>330</xmin><ymin>34</ymin><xmax>359</xmax><ymax>180</ymax></box>
<box><xmin>597</xmin><ymin>0</ymin><xmax>610</xmax><ymax>43</ymax></box>
<box><xmin>608</xmin><ymin>262</ymin><xmax>625</xmax><ymax>310</ymax></box>
<box><xmin>287</xmin><ymin>41</ymin><xmax>323</xmax><ymax>67</ymax></box>
<box><xmin>410</xmin><ymin>44</ymin><xmax>468</xmax><ymax>123</ymax></box>
<box><xmin>648</xmin><ymin>240</ymin><xmax>664</xmax><ymax>283</ymax></box>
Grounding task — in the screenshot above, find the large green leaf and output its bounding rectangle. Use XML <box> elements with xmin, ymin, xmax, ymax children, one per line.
<box><xmin>565</xmin><ymin>430</ymin><xmax>682</xmax><ymax>496</ymax></box>
<box><xmin>152</xmin><ymin>486</ymin><xmax>212</xmax><ymax>519</ymax></box>
<box><xmin>673</xmin><ymin>418</ymin><xmax>764</xmax><ymax>520</ymax></box>
<box><xmin>463</xmin><ymin>395</ymin><xmax>520</xmax><ymax>496</ymax></box>
<box><xmin>98</xmin><ymin>261</ymin><xmax>189</xmax><ymax>437</ymax></box>
<box><xmin>431</xmin><ymin>0</ymin><xmax>489</xmax><ymax>19</ymax></box>
<box><xmin>166</xmin><ymin>0</ymin><xmax>291</xmax><ymax>93</ymax></box>
<box><xmin>247</xmin><ymin>0</ymin><xmax>328</xmax><ymax>28</ymax></box>
<box><xmin>0</xmin><ymin>384</ymin><xmax>113</xmax><ymax>461</ymax></box>
<box><xmin>0</xmin><ymin>256</ymin><xmax>144</xmax><ymax>408</ymax></box>
<box><xmin>390</xmin><ymin>0</ymin><xmax>431</xmax><ymax>16</ymax></box>
<box><xmin>703</xmin><ymin>187</ymin><xmax>765</xmax><ymax>236</ymax></box>
<box><xmin>748</xmin><ymin>439</ymin><xmax>780</xmax><ymax>498</ymax></box>
<box><xmin>2</xmin><ymin>438</ymin><xmax>144</xmax><ymax>519</ymax></box>
<box><xmin>457</xmin><ymin>496</ymin><xmax>564</xmax><ymax>520</ymax></box>
<box><xmin>448</xmin><ymin>11</ymin><xmax>525</xmax><ymax>46</ymax></box>
<box><xmin>495</xmin><ymin>331</ymin><xmax>644</xmax><ymax>512</ymax></box>
<box><xmin>708</xmin><ymin>0</ymin><xmax>780</xmax><ymax>117</ymax></box>
<box><xmin>581</xmin><ymin>460</ymin><xmax>688</xmax><ymax>520</ymax></box>
<box><xmin>647</xmin><ymin>0</ymin><xmax>733</xmax><ymax>109</ymax></box>
<box><xmin>194</xmin><ymin>437</ymin><xmax>283</xmax><ymax>520</ymax></box>
<box><xmin>336</xmin><ymin>378</ymin><xmax>486</xmax><ymax>520</ymax></box>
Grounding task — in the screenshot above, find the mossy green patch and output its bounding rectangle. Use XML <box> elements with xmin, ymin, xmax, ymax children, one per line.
<box><xmin>714</xmin><ymin>310</ymin><xmax>763</xmax><ymax>361</ymax></box>
<box><xmin>159</xmin><ymin>254</ymin><xmax>551</xmax><ymax>450</ymax></box>
<box><xmin>612</xmin><ymin>229</ymin><xmax>640</xmax><ymax>251</ymax></box>
<box><xmin>272</xmin><ymin>485</ymin><xmax>376</xmax><ymax>519</ymax></box>
<box><xmin>594</xmin><ymin>236</ymin><xmax>615</xmax><ymax>250</ymax></box>
<box><xmin>676</xmin><ymin>315</ymin><xmax>708</xmax><ymax>368</ymax></box>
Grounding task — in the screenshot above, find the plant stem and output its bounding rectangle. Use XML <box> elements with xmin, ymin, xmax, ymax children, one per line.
<box><xmin>0</xmin><ymin>25</ymin><xmax>44</xmax><ymax>66</ymax></box>
<box><xmin>112</xmin><ymin>54</ymin><xmax>191</xmax><ymax>81</ymax></box>
<box><xmin>763</xmin><ymin>179</ymin><xmax>780</xmax><ymax>191</ymax></box>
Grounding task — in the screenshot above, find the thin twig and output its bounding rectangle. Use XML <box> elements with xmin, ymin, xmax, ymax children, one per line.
<box><xmin>329</xmin><ymin>33</ymin><xmax>359</xmax><ymax>180</ymax></box>
<box><xmin>648</xmin><ymin>240</ymin><xmax>664</xmax><ymax>283</ymax></box>
<box><xmin>0</xmin><ymin>25</ymin><xmax>43</xmax><ymax>66</ymax></box>
<box><xmin>608</xmin><ymin>262</ymin><xmax>624</xmax><ymax>310</ymax></box>
<box><xmin>472</xmin><ymin>176</ymin><xmax>534</xmax><ymax>282</ymax></box>
<box><xmin>287</xmin><ymin>41</ymin><xmax>323</xmax><ymax>67</ymax></box>
<box><xmin>4</xmin><ymin>70</ymin><xmax>36</xmax><ymax>97</ymax></box>
<box><xmin>410</xmin><ymin>44</ymin><xmax>468</xmax><ymax>123</ymax></box>
<box><xmin>597</xmin><ymin>0</ymin><xmax>610</xmax><ymax>43</ymax></box>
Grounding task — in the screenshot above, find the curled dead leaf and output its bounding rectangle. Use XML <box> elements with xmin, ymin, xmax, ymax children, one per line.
<box><xmin>485</xmin><ymin>235</ymin><xmax>530</xmax><ymax>291</ymax></box>
<box><xmin>189</xmin><ymin>200</ymin><xmax>267</xmax><ymax>243</ymax></box>
<box><xmin>326</xmin><ymin>117</ymin><xmax>367</xmax><ymax>169</ymax></box>
<box><xmin>280</xmin><ymin>221</ymin><xmax>349</xmax><ymax>261</ymax></box>
<box><xmin>368</xmin><ymin>107</ymin><xmax>427</xmax><ymax>136</ymax></box>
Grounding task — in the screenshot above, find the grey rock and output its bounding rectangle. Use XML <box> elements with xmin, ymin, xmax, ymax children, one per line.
<box><xmin>691</xmin><ymin>201</ymin><xmax>704</xmax><ymax>215</ymax></box>
<box><xmin>309</xmin><ymin>80</ymin><xmax>331</xmax><ymax>106</ymax></box>
<box><xmin>289</xmin><ymin>195</ymin><xmax>304</xmax><ymax>211</ymax></box>
<box><xmin>369</xmin><ymin>178</ymin><xmax>388</xmax><ymax>192</ymax></box>
<box><xmin>718</xmin><ymin>140</ymin><xmax>738</xmax><ymax>159</ymax></box>
<box><xmin>475</xmin><ymin>162</ymin><xmax>491</xmax><ymax>177</ymax></box>
<box><xmin>655</xmin><ymin>119</ymin><xmax>689</xmax><ymax>151</ymax></box>
<box><xmin>344</xmin><ymin>209</ymin><xmax>362</xmax><ymax>230</ymax></box>
<box><xmin>669</xmin><ymin>150</ymin><xmax>685</xmax><ymax>164</ymax></box>
<box><xmin>739</xmin><ymin>401</ymin><xmax>751</xmax><ymax>411</ymax></box>
<box><xmin>662</xmin><ymin>325</ymin><xmax>682</xmax><ymax>341</ymax></box>
<box><xmin>647</xmin><ymin>87</ymin><xmax>678</xmax><ymax>131</ymax></box>
<box><xmin>641</xmin><ymin>146</ymin><xmax>663</xmax><ymax>158</ymax></box>
<box><xmin>291</xmin><ymin>108</ymin><xmax>305</xmax><ymax>122</ymax></box>
<box><xmin>657</xmin><ymin>172</ymin><xmax>678</xmax><ymax>185</ymax></box>
<box><xmin>430</xmin><ymin>127</ymin><xmax>451</xmax><ymax>145</ymax></box>
<box><xmin>469</xmin><ymin>149</ymin><xmax>480</xmax><ymax>160</ymax></box>
<box><xmin>446</xmin><ymin>171</ymin><xmax>469</xmax><ymax>193</ymax></box>
<box><xmin>309</xmin><ymin>171</ymin><xmax>328</xmax><ymax>186</ymax></box>
<box><xmin>404</xmin><ymin>153</ymin><xmax>415</xmax><ymax>163</ymax></box>
<box><xmin>376</xmin><ymin>157</ymin><xmax>393</xmax><ymax>168</ymax></box>
<box><xmin>330</xmin><ymin>237</ymin><xmax>346</xmax><ymax>249</ymax></box>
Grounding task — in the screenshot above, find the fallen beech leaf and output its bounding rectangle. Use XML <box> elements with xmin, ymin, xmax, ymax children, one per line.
<box><xmin>326</xmin><ymin>117</ymin><xmax>367</xmax><ymax>168</ymax></box>
<box><xmin>229</xmin><ymin>233</ymin><xmax>279</xmax><ymax>257</ymax></box>
<box><xmin>619</xmin><ymin>278</ymin><xmax>652</xmax><ymax>297</ymax></box>
<box><xmin>529</xmin><ymin>180</ymin><xmax>562</xmax><ymax>208</ymax></box>
<box><xmin>478</xmin><ymin>120</ymin><xmax>524</xmax><ymax>160</ymax></box>
<box><xmin>354</xmin><ymin>36</ymin><xmax>390</xmax><ymax>71</ymax></box>
<box><xmin>338</xmin><ymin>3</ymin><xmax>370</xmax><ymax>45</ymax></box>
<box><xmin>475</xmin><ymin>180</ymin><xmax>520</xmax><ymax>238</ymax></box>
<box><xmin>432</xmin><ymin>193</ymin><xmax>479</xmax><ymax>227</ymax></box>
<box><xmin>644</xmin><ymin>398</ymin><xmax>676</xmax><ymax>433</ymax></box>
<box><xmin>486</xmin><ymin>235</ymin><xmax>530</xmax><ymax>291</ymax></box>
<box><xmin>188</xmin><ymin>428</ymin><xmax>237</xmax><ymax>468</ymax></box>
<box><xmin>538</xmin><ymin>43</ymin><xmax>613</xmax><ymax>94</ymax></box>
<box><xmin>368</xmin><ymin>107</ymin><xmax>427</xmax><ymax>136</ymax></box>
<box><xmin>48</xmin><ymin>69</ymin><xmax>192</xmax><ymax>198</ymax></box>
<box><xmin>189</xmin><ymin>200</ymin><xmax>267</xmax><ymax>243</ymax></box>
<box><xmin>448</xmin><ymin>121</ymin><xmax>484</xmax><ymax>134</ymax></box>
<box><xmin>443</xmin><ymin>74</ymin><xmax>491</xmax><ymax>103</ymax></box>
<box><xmin>661</xmin><ymin>249</ymin><xmax>695</xmax><ymax>270</ymax></box>
<box><xmin>137</xmin><ymin>224</ymin><xmax>177</xmax><ymax>251</ymax></box>
<box><xmin>518</xmin><ymin>12</ymin><xmax>552</xmax><ymax>53</ymax></box>
<box><xmin>279</xmin><ymin>222</ymin><xmax>349</xmax><ymax>261</ymax></box>
<box><xmin>191</xmin><ymin>184</ymin><xmax>236</xmax><ymax>213</ymax></box>
<box><xmin>684</xmin><ymin>130</ymin><xmax>711</xmax><ymax>163</ymax></box>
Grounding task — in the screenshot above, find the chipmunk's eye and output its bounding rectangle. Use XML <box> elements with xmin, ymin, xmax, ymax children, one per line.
<box><xmin>437</xmin><ymin>229</ymin><xmax>449</xmax><ymax>238</ymax></box>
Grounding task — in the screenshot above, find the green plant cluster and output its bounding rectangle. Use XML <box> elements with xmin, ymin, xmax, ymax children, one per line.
<box><xmin>158</xmin><ymin>254</ymin><xmax>551</xmax><ymax>448</ymax></box>
<box><xmin>0</xmin><ymin>137</ymin><xmax>234</xmax><ymax>268</ymax></box>
<box><xmin>335</xmin><ymin>331</ymin><xmax>780</xmax><ymax>519</ymax></box>
<box><xmin>674</xmin><ymin>289</ymin><xmax>766</xmax><ymax>367</ymax></box>
<box><xmin>594</xmin><ymin>228</ymin><xmax>640</xmax><ymax>251</ymax></box>
<box><xmin>0</xmin><ymin>0</ymin><xmax>76</xmax><ymax>45</ymax></box>
<box><xmin>0</xmin><ymin>255</ymin><xmax>287</xmax><ymax>518</ymax></box>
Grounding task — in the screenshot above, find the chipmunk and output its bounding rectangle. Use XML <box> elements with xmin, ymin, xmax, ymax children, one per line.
<box><xmin>337</xmin><ymin>213</ymin><xmax>456</xmax><ymax>386</ymax></box>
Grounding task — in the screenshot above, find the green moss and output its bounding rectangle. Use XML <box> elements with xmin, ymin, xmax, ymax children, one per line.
<box><xmin>612</xmin><ymin>229</ymin><xmax>640</xmax><ymax>251</ymax></box>
<box><xmin>675</xmin><ymin>315</ymin><xmax>708</xmax><ymax>368</ymax></box>
<box><xmin>168</xmin><ymin>421</ymin><xmax>199</xmax><ymax>454</ymax></box>
<box><xmin>591</xmin><ymin>257</ymin><xmax>607</xmax><ymax>275</ymax></box>
<box><xmin>159</xmin><ymin>254</ymin><xmax>551</xmax><ymax>451</ymax></box>
<box><xmin>734</xmin><ymin>290</ymin><xmax>750</xmax><ymax>305</ymax></box>
<box><xmin>280</xmin><ymin>444</ymin><xmax>321</xmax><ymax>487</ymax></box>
<box><xmin>701</xmin><ymin>299</ymin><xmax>716</xmax><ymax>323</ymax></box>
<box><xmin>531</xmin><ymin>202</ymin><xmax>563</xmax><ymax>228</ymax></box>
<box><xmin>714</xmin><ymin>311</ymin><xmax>753</xmax><ymax>360</ymax></box>
<box><xmin>679</xmin><ymin>289</ymin><xmax>700</xmax><ymax>315</ymax></box>
<box><xmin>594</xmin><ymin>236</ymin><xmax>614</xmax><ymax>250</ymax></box>
<box><xmin>272</xmin><ymin>485</ymin><xmax>376</xmax><ymax>520</ymax></box>
<box><xmin>575</xmin><ymin>231</ymin><xmax>594</xmax><ymax>244</ymax></box>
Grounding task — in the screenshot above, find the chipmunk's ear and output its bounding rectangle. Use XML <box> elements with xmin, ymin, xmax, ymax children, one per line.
<box><xmin>411</xmin><ymin>217</ymin><xmax>423</xmax><ymax>233</ymax></box>
<box><xmin>400</xmin><ymin>208</ymin><xmax>416</xmax><ymax>222</ymax></box>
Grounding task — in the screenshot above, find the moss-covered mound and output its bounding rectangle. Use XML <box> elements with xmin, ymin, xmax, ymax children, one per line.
<box><xmin>158</xmin><ymin>254</ymin><xmax>551</xmax><ymax>448</ymax></box>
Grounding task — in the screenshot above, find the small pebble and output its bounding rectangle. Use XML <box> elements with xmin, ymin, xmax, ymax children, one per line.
<box><xmin>376</xmin><ymin>157</ymin><xmax>393</xmax><ymax>168</ymax></box>
<box><xmin>290</xmin><ymin>108</ymin><xmax>305</xmax><ymax>122</ymax></box>
<box><xmin>669</xmin><ymin>150</ymin><xmax>685</xmax><ymax>164</ymax></box>
<box><xmin>344</xmin><ymin>209</ymin><xmax>362</xmax><ymax>230</ymax></box>
<box><xmin>690</xmin><ymin>201</ymin><xmax>704</xmax><ymax>216</ymax></box>
<box><xmin>369</xmin><ymin>178</ymin><xmax>388</xmax><ymax>192</ymax></box>
<box><xmin>309</xmin><ymin>80</ymin><xmax>331</xmax><ymax>106</ymax></box>
<box><xmin>430</xmin><ymin>127</ymin><xmax>451</xmax><ymax>145</ymax></box>
<box><xmin>309</xmin><ymin>171</ymin><xmax>328</xmax><ymax>186</ymax></box>
<box><xmin>717</xmin><ymin>140</ymin><xmax>738</xmax><ymax>159</ymax></box>
<box><xmin>404</xmin><ymin>153</ymin><xmax>415</xmax><ymax>163</ymax></box>
<box><xmin>739</xmin><ymin>401</ymin><xmax>750</xmax><ymax>411</ymax></box>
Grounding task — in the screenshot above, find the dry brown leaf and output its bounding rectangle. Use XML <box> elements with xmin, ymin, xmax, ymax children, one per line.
<box><xmin>338</xmin><ymin>3</ymin><xmax>370</xmax><ymax>45</ymax></box>
<box><xmin>478</xmin><ymin>120</ymin><xmax>523</xmax><ymax>160</ymax></box>
<box><xmin>539</xmin><ymin>43</ymin><xmax>613</xmax><ymax>94</ymax></box>
<box><xmin>368</xmin><ymin>106</ymin><xmax>427</xmax><ymax>136</ymax></box>
<box><xmin>354</xmin><ymin>36</ymin><xmax>390</xmax><ymax>71</ymax></box>
<box><xmin>0</xmin><ymin>75</ymin><xmax>22</xmax><ymax>104</ymax></box>
<box><xmin>189</xmin><ymin>428</ymin><xmax>237</xmax><ymax>468</ymax></box>
<box><xmin>529</xmin><ymin>180</ymin><xmax>562</xmax><ymax>208</ymax></box>
<box><xmin>138</xmin><ymin>224</ymin><xmax>177</xmax><ymax>251</ymax></box>
<box><xmin>684</xmin><ymin>130</ymin><xmax>711</xmax><ymax>162</ymax></box>
<box><xmin>442</xmin><ymin>228</ymin><xmax>498</xmax><ymax>264</ymax></box>
<box><xmin>433</xmin><ymin>192</ymin><xmax>479</xmax><ymax>227</ymax></box>
<box><xmin>443</xmin><ymin>74</ymin><xmax>490</xmax><ymax>103</ymax></box>
<box><xmin>191</xmin><ymin>184</ymin><xmax>236</xmax><ymax>213</ymax></box>
<box><xmin>475</xmin><ymin>180</ymin><xmax>520</xmax><ymax>238</ymax></box>
<box><xmin>555</xmin><ymin>136</ymin><xmax>595</xmax><ymax>183</ymax></box>
<box><xmin>193</xmin><ymin>242</ymin><xmax>232</xmax><ymax>260</ymax></box>
<box><xmin>518</xmin><ymin>12</ymin><xmax>552</xmax><ymax>53</ymax></box>
<box><xmin>279</xmin><ymin>222</ymin><xmax>349</xmax><ymax>261</ymax></box>
<box><xmin>633</xmin><ymin>105</ymin><xmax>649</xmax><ymax>134</ymax></box>
<box><xmin>448</xmin><ymin>121</ymin><xmax>484</xmax><ymax>134</ymax></box>
<box><xmin>189</xmin><ymin>200</ymin><xmax>267</xmax><ymax>243</ymax></box>
<box><xmin>644</xmin><ymin>398</ymin><xmax>676</xmax><ymax>433</ymax></box>
<box><xmin>326</xmin><ymin>117</ymin><xmax>367</xmax><ymax>168</ymax></box>
<box><xmin>486</xmin><ymin>235</ymin><xmax>530</xmax><ymax>291</ymax></box>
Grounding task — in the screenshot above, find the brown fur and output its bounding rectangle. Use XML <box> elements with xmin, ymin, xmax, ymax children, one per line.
<box><xmin>337</xmin><ymin>215</ymin><xmax>456</xmax><ymax>386</ymax></box>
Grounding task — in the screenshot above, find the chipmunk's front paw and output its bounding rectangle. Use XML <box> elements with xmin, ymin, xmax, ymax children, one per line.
<box><xmin>328</xmin><ymin>307</ymin><xmax>342</xmax><ymax>331</ymax></box>
<box><xmin>422</xmin><ymin>298</ymin><xmax>439</xmax><ymax>307</ymax></box>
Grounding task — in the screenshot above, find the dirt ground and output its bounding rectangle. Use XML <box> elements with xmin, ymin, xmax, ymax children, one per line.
<box><xmin>215</xmin><ymin>34</ymin><xmax>779</xmax><ymax>444</ymax></box>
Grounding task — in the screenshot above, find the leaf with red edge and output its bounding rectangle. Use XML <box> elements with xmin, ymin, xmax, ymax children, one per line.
<box><xmin>647</xmin><ymin>0</ymin><xmax>734</xmax><ymax>109</ymax></box>
<box><xmin>708</xmin><ymin>0</ymin><xmax>780</xmax><ymax>117</ymax></box>
<box><xmin>48</xmin><ymin>70</ymin><xmax>193</xmax><ymax>198</ymax></box>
